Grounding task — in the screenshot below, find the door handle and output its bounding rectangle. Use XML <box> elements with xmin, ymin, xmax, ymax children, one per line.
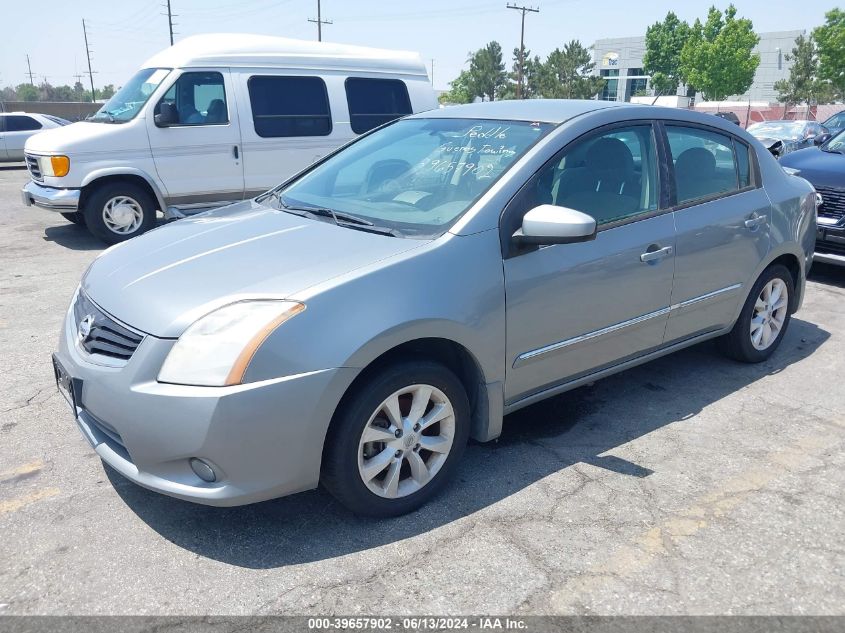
<box><xmin>744</xmin><ymin>214</ymin><xmax>767</xmax><ymax>229</ymax></box>
<box><xmin>233</xmin><ymin>145</ymin><xmax>239</xmax><ymax>159</ymax></box>
<box><xmin>640</xmin><ymin>245</ymin><xmax>673</xmax><ymax>263</ymax></box>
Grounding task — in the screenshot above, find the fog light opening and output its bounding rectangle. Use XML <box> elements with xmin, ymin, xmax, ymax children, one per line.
<box><xmin>190</xmin><ymin>457</ymin><xmax>217</xmax><ymax>483</ymax></box>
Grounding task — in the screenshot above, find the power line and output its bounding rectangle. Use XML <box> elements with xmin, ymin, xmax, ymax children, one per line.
<box><xmin>25</xmin><ymin>54</ymin><xmax>35</xmax><ymax>86</ymax></box>
<box><xmin>308</xmin><ymin>0</ymin><xmax>332</xmax><ymax>42</ymax></box>
<box><xmin>82</xmin><ymin>19</ymin><xmax>97</xmax><ymax>102</ymax></box>
<box><xmin>507</xmin><ymin>3</ymin><xmax>539</xmax><ymax>100</ymax></box>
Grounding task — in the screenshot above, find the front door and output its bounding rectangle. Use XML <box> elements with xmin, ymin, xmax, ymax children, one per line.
<box><xmin>3</xmin><ymin>114</ymin><xmax>43</xmax><ymax>161</ymax></box>
<box><xmin>662</xmin><ymin>124</ymin><xmax>771</xmax><ymax>343</ymax></box>
<box><xmin>147</xmin><ymin>69</ymin><xmax>244</xmax><ymax>207</ymax></box>
<box><xmin>503</xmin><ymin>123</ymin><xmax>676</xmax><ymax>403</ymax></box>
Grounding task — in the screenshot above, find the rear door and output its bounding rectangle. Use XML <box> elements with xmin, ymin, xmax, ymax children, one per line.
<box><xmin>4</xmin><ymin>115</ymin><xmax>43</xmax><ymax>160</ymax></box>
<box><xmin>663</xmin><ymin>123</ymin><xmax>770</xmax><ymax>343</ymax></box>
<box><xmin>147</xmin><ymin>69</ymin><xmax>244</xmax><ymax>207</ymax></box>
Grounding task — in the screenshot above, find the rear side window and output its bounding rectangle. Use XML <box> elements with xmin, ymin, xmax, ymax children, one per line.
<box><xmin>247</xmin><ymin>76</ymin><xmax>331</xmax><ymax>137</ymax></box>
<box><xmin>666</xmin><ymin>126</ymin><xmax>739</xmax><ymax>205</ymax></box>
<box><xmin>6</xmin><ymin>115</ymin><xmax>42</xmax><ymax>132</ymax></box>
<box><xmin>345</xmin><ymin>78</ymin><xmax>412</xmax><ymax>134</ymax></box>
<box><xmin>735</xmin><ymin>141</ymin><xmax>752</xmax><ymax>189</ymax></box>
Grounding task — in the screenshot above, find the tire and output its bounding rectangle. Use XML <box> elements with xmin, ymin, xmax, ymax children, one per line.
<box><xmin>322</xmin><ymin>360</ymin><xmax>470</xmax><ymax>517</ymax></box>
<box><xmin>720</xmin><ymin>264</ymin><xmax>794</xmax><ymax>363</ymax></box>
<box><xmin>82</xmin><ymin>182</ymin><xmax>156</xmax><ymax>245</ymax></box>
<box><xmin>60</xmin><ymin>212</ymin><xmax>86</xmax><ymax>226</ymax></box>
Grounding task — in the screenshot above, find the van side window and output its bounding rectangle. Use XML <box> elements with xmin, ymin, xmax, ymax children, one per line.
<box><xmin>666</xmin><ymin>126</ymin><xmax>740</xmax><ymax>204</ymax></box>
<box><xmin>157</xmin><ymin>72</ymin><xmax>228</xmax><ymax>126</ymax></box>
<box><xmin>345</xmin><ymin>78</ymin><xmax>412</xmax><ymax>134</ymax></box>
<box><xmin>247</xmin><ymin>76</ymin><xmax>332</xmax><ymax>137</ymax></box>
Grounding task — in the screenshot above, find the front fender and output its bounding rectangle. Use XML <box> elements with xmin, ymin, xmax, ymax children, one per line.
<box><xmin>81</xmin><ymin>167</ymin><xmax>167</xmax><ymax>211</ymax></box>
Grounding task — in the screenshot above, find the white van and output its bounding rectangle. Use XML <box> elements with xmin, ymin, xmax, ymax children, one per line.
<box><xmin>21</xmin><ymin>34</ymin><xmax>437</xmax><ymax>243</ymax></box>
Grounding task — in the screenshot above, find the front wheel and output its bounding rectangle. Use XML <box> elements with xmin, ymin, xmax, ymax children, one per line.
<box><xmin>720</xmin><ymin>264</ymin><xmax>794</xmax><ymax>363</ymax></box>
<box><xmin>60</xmin><ymin>212</ymin><xmax>86</xmax><ymax>226</ymax></box>
<box><xmin>322</xmin><ymin>361</ymin><xmax>470</xmax><ymax>517</ymax></box>
<box><xmin>83</xmin><ymin>182</ymin><xmax>156</xmax><ymax>244</ymax></box>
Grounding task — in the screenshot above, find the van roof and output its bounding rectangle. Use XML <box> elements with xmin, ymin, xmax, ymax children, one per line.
<box><xmin>141</xmin><ymin>33</ymin><xmax>429</xmax><ymax>78</ymax></box>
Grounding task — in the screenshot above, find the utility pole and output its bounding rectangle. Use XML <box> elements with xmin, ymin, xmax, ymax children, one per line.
<box><xmin>308</xmin><ymin>0</ymin><xmax>332</xmax><ymax>42</ymax></box>
<box><xmin>82</xmin><ymin>19</ymin><xmax>96</xmax><ymax>103</ymax></box>
<box><xmin>25</xmin><ymin>55</ymin><xmax>35</xmax><ymax>86</ymax></box>
<box><xmin>507</xmin><ymin>3</ymin><xmax>539</xmax><ymax>100</ymax></box>
<box><xmin>165</xmin><ymin>0</ymin><xmax>175</xmax><ymax>45</ymax></box>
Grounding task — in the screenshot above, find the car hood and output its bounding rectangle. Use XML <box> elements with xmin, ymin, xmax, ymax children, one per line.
<box><xmin>82</xmin><ymin>199</ymin><xmax>425</xmax><ymax>337</ymax></box>
<box><xmin>780</xmin><ymin>147</ymin><xmax>845</xmax><ymax>188</ymax></box>
<box><xmin>24</xmin><ymin>120</ymin><xmax>149</xmax><ymax>155</ymax></box>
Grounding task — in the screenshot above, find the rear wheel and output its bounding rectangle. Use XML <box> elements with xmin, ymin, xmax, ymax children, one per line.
<box><xmin>322</xmin><ymin>361</ymin><xmax>470</xmax><ymax>517</ymax></box>
<box><xmin>83</xmin><ymin>182</ymin><xmax>156</xmax><ymax>244</ymax></box>
<box><xmin>720</xmin><ymin>264</ymin><xmax>794</xmax><ymax>363</ymax></box>
<box><xmin>60</xmin><ymin>212</ymin><xmax>86</xmax><ymax>226</ymax></box>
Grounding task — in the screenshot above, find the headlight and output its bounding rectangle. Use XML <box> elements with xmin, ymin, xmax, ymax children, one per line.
<box><xmin>158</xmin><ymin>300</ymin><xmax>305</xmax><ymax>387</ymax></box>
<box><xmin>40</xmin><ymin>155</ymin><xmax>70</xmax><ymax>177</ymax></box>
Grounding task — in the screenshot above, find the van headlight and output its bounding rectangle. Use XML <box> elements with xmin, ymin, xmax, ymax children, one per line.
<box><xmin>40</xmin><ymin>155</ymin><xmax>70</xmax><ymax>177</ymax></box>
<box><xmin>158</xmin><ymin>300</ymin><xmax>305</xmax><ymax>387</ymax></box>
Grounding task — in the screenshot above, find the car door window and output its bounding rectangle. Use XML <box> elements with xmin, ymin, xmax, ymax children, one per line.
<box><xmin>6</xmin><ymin>115</ymin><xmax>42</xmax><ymax>132</ymax></box>
<box><xmin>247</xmin><ymin>76</ymin><xmax>332</xmax><ymax>137</ymax></box>
<box><xmin>156</xmin><ymin>72</ymin><xmax>228</xmax><ymax>126</ymax></box>
<box><xmin>666</xmin><ymin>126</ymin><xmax>741</xmax><ymax>204</ymax></box>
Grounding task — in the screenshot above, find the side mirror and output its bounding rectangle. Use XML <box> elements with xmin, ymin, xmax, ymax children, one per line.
<box><xmin>512</xmin><ymin>204</ymin><xmax>597</xmax><ymax>246</ymax></box>
<box><xmin>814</xmin><ymin>133</ymin><xmax>832</xmax><ymax>146</ymax></box>
<box><xmin>154</xmin><ymin>102</ymin><xmax>178</xmax><ymax>127</ymax></box>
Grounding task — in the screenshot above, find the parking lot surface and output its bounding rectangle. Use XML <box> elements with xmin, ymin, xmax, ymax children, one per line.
<box><xmin>0</xmin><ymin>165</ymin><xmax>843</xmax><ymax>615</ymax></box>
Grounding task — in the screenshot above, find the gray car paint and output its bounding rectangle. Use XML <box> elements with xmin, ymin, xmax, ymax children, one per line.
<box><xmin>57</xmin><ymin>100</ymin><xmax>816</xmax><ymax>507</ymax></box>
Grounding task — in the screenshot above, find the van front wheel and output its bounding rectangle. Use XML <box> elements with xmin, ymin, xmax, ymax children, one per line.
<box><xmin>83</xmin><ymin>182</ymin><xmax>156</xmax><ymax>244</ymax></box>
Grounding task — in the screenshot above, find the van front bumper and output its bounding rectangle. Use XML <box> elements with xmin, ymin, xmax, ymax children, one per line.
<box><xmin>56</xmin><ymin>303</ymin><xmax>356</xmax><ymax>507</ymax></box>
<box><xmin>21</xmin><ymin>181</ymin><xmax>81</xmax><ymax>211</ymax></box>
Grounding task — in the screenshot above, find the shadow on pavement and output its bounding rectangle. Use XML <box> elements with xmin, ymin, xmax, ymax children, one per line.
<box><xmin>107</xmin><ymin>317</ymin><xmax>830</xmax><ymax>569</ymax></box>
<box><xmin>809</xmin><ymin>262</ymin><xmax>845</xmax><ymax>288</ymax></box>
<box><xmin>43</xmin><ymin>224</ymin><xmax>103</xmax><ymax>251</ymax></box>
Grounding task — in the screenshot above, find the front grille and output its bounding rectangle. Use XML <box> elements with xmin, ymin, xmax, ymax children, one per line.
<box><xmin>25</xmin><ymin>154</ymin><xmax>42</xmax><ymax>181</ymax></box>
<box><xmin>817</xmin><ymin>239</ymin><xmax>845</xmax><ymax>256</ymax></box>
<box><xmin>72</xmin><ymin>291</ymin><xmax>144</xmax><ymax>361</ymax></box>
<box><xmin>815</xmin><ymin>185</ymin><xmax>845</xmax><ymax>221</ymax></box>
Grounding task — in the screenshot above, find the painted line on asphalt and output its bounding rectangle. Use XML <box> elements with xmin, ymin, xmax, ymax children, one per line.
<box><xmin>0</xmin><ymin>459</ymin><xmax>44</xmax><ymax>483</ymax></box>
<box><xmin>0</xmin><ymin>487</ymin><xmax>60</xmax><ymax>514</ymax></box>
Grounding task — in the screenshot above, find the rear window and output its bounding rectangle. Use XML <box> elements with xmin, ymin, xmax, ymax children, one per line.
<box><xmin>6</xmin><ymin>115</ymin><xmax>42</xmax><ymax>132</ymax></box>
<box><xmin>345</xmin><ymin>78</ymin><xmax>412</xmax><ymax>134</ymax></box>
<box><xmin>247</xmin><ymin>76</ymin><xmax>332</xmax><ymax>138</ymax></box>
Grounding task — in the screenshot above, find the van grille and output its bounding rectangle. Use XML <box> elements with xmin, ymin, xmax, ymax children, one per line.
<box><xmin>73</xmin><ymin>292</ymin><xmax>144</xmax><ymax>361</ymax></box>
<box><xmin>816</xmin><ymin>186</ymin><xmax>845</xmax><ymax>221</ymax></box>
<box><xmin>25</xmin><ymin>154</ymin><xmax>43</xmax><ymax>181</ymax></box>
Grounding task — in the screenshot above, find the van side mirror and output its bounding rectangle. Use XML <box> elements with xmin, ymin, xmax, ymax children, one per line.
<box><xmin>814</xmin><ymin>133</ymin><xmax>832</xmax><ymax>146</ymax></box>
<box><xmin>155</xmin><ymin>103</ymin><xmax>179</xmax><ymax>127</ymax></box>
<box><xmin>512</xmin><ymin>204</ymin><xmax>597</xmax><ymax>246</ymax></box>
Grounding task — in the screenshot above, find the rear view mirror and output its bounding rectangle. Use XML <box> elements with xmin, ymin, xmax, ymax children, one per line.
<box><xmin>155</xmin><ymin>103</ymin><xmax>179</xmax><ymax>127</ymax></box>
<box><xmin>513</xmin><ymin>204</ymin><xmax>597</xmax><ymax>246</ymax></box>
<box><xmin>814</xmin><ymin>133</ymin><xmax>832</xmax><ymax>146</ymax></box>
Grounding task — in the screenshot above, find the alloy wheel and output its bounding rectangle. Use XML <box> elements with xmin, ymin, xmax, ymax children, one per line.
<box><xmin>750</xmin><ymin>278</ymin><xmax>789</xmax><ymax>351</ymax></box>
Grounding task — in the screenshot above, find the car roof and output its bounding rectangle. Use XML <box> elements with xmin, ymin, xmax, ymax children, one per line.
<box><xmin>141</xmin><ymin>33</ymin><xmax>428</xmax><ymax>77</ymax></box>
<box><xmin>412</xmin><ymin>99</ymin><xmax>631</xmax><ymax>124</ymax></box>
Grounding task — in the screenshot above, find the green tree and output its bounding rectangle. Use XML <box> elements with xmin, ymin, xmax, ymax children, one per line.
<box><xmin>440</xmin><ymin>70</ymin><xmax>473</xmax><ymax>104</ymax></box>
<box><xmin>774</xmin><ymin>34</ymin><xmax>831</xmax><ymax>107</ymax></box>
<box><xmin>501</xmin><ymin>48</ymin><xmax>543</xmax><ymax>99</ymax></box>
<box><xmin>98</xmin><ymin>84</ymin><xmax>116</xmax><ymax>100</ymax></box>
<box><xmin>814</xmin><ymin>8</ymin><xmax>845</xmax><ymax>98</ymax></box>
<box><xmin>643</xmin><ymin>11</ymin><xmax>691</xmax><ymax>96</ymax></box>
<box><xmin>15</xmin><ymin>83</ymin><xmax>39</xmax><ymax>101</ymax></box>
<box><xmin>680</xmin><ymin>4</ymin><xmax>760</xmax><ymax>101</ymax></box>
<box><xmin>466</xmin><ymin>41</ymin><xmax>507</xmax><ymax>101</ymax></box>
<box><xmin>541</xmin><ymin>40</ymin><xmax>605</xmax><ymax>99</ymax></box>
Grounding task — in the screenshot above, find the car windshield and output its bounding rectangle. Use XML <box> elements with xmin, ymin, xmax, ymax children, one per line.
<box><xmin>822</xmin><ymin>128</ymin><xmax>845</xmax><ymax>152</ymax></box>
<box><xmin>273</xmin><ymin>118</ymin><xmax>552</xmax><ymax>238</ymax></box>
<box><xmin>747</xmin><ymin>121</ymin><xmax>806</xmax><ymax>139</ymax></box>
<box><xmin>87</xmin><ymin>68</ymin><xmax>171</xmax><ymax>123</ymax></box>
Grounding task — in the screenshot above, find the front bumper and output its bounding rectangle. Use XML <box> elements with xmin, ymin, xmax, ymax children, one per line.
<box><xmin>815</xmin><ymin>219</ymin><xmax>845</xmax><ymax>266</ymax></box>
<box><xmin>21</xmin><ymin>180</ymin><xmax>81</xmax><ymax>211</ymax></box>
<box><xmin>56</xmin><ymin>302</ymin><xmax>357</xmax><ymax>506</ymax></box>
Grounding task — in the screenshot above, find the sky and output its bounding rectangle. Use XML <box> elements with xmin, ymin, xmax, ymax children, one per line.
<box><xmin>0</xmin><ymin>0</ymin><xmax>835</xmax><ymax>92</ymax></box>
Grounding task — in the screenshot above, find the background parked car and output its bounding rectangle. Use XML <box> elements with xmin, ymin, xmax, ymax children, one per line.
<box><xmin>822</xmin><ymin>110</ymin><xmax>845</xmax><ymax>137</ymax></box>
<box><xmin>780</xmin><ymin>129</ymin><xmax>845</xmax><ymax>266</ymax></box>
<box><xmin>0</xmin><ymin>112</ymin><xmax>69</xmax><ymax>162</ymax></box>
<box><xmin>747</xmin><ymin>120</ymin><xmax>828</xmax><ymax>158</ymax></box>
<box><xmin>713</xmin><ymin>111</ymin><xmax>741</xmax><ymax>125</ymax></box>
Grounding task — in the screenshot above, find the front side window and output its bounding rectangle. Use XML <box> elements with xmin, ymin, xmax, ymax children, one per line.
<box><xmin>345</xmin><ymin>78</ymin><xmax>412</xmax><ymax>134</ymax></box>
<box><xmin>248</xmin><ymin>76</ymin><xmax>331</xmax><ymax>137</ymax></box>
<box><xmin>5</xmin><ymin>115</ymin><xmax>42</xmax><ymax>132</ymax></box>
<box><xmin>516</xmin><ymin>125</ymin><xmax>659</xmax><ymax>228</ymax></box>
<box><xmin>666</xmin><ymin>126</ymin><xmax>739</xmax><ymax>204</ymax></box>
<box><xmin>156</xmin><ymin>71</ymin><xmax>228</xmax><ymax>126</ymax></box>
<box><xmin>89</xmin><ymin>68</ymin><xmax>171</xmax><ymax>123</ymax></box>
<box><xmin>275</xmin><ymin>118</ymin><xmax>552</xmax><ymax>237</ymax></box>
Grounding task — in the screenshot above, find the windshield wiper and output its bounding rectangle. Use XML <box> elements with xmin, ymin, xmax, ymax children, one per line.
<box><xmin>821</xmin><ymin>146</ymin><xmax>845</xmax><ymax>154</ymax></box>
<box><xmin>274</xmin><ymin>196</ymin><xmax>403</xmax><ymax>237</ymax></box>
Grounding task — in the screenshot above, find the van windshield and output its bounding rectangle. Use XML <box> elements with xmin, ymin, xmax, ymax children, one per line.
<box><xmin>88</xmin><ymin>68</ymin><xmax>171</xmax><ymax>123</ymax></box>
<box><xmin>273</xmin><ymin>118</ymin><xmax>552</xmax><ymax>238</ymax></box>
